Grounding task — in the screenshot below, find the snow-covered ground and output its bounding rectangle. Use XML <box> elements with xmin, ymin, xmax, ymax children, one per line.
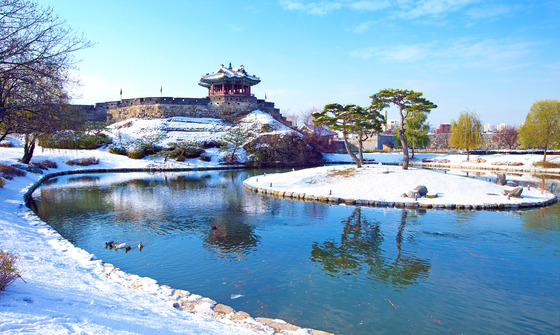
<box><xmin>324</xmin><ymin>152</ymin><xmax>560</xmax><ymax>172</ymax></box>
<box><xmin>0</xmin><ymin>149</ymin><xmax>285</xmax><ymax>334</ymax></box>
<box><xmin>107</xmin><ymin>110</ymin><xmax>293</xmax><ymax>148</ymax></box>
<box><xmin>244</xmin><ymin>164</ymin><xmax>556</xmax><ymax>207</ymax></box>
<box><xmin>1</xmin><ymin>127</ymin><xmax>559</xmax><ymax>334</ymax></box>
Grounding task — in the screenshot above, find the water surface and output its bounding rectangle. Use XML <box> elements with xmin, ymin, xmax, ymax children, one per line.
<box><xmin>31</xmin><ymin>169</ymin><xmax>560</xmax><ymax>334</ymax></box>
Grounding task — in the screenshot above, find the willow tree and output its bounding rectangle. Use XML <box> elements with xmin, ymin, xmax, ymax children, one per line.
<box><xmin>393</xmin><ymin>111</ymin><xmax>430</xmax><ymax>158</ymax></box>
<box><xmin>449</xmin><ymin>111</ymin><xmax>482</xmax><ymax>162</ymax></box>
<box><xmin>518</xmin><ymin>100</ymin><xmax>560</xmax><ymax>163</ymax></box>
<box><xmin>370</xmin><ymin>89</ymin><xmax>437</xmax><ymax>169</ymax></box>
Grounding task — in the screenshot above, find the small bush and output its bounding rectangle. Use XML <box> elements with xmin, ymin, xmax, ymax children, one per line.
<box><xmin>200</xmin><ymin>140</ymin><xmax>220</xmax><ymax>149</ymax></box>
<box><xmin>39</xmin><ymin>132</ymin><xmax>112</xmax><ymax>150</ymax></box>
<box><xmin>127</xmin><ymin>147</ymin><xmax>146</xmax><ymax>159</ymax></box>
<box><xmin>108</xmin><ymin>144</ymin><xmax>127</xmax><ymax>155</ymax></box>
<box><xmin>0</xmin><ymin>249</ymin><xmax>20</xmax><ymax>292</ymax></box>
<box><xmin>167</xmin><ymin>142</ymin><xmax>204</xmax><ymax>161</ymax></box>
<box><xmin>0</xmin><ymin>164</ymin><xmax>26</xmax><ymax>180</ymax></box>
<box><xmin>200</xmin><ymin>152</ymin><xmax>211</xmax><ymax>162</ymax></box>
<box><xmin>42</xmin><ymin>160</ymin><xmax>58</xmax><ymax>169</ymax></box>
<box><xmin>0</xmin><ymin>176</ymin><xmax>5</xmax><ymax>188</ymax></box>
<box><xmin>30</xmin><ymin>159</ymin><xmax>57</xmax><ymax>170</ymax></box>
<box><xmin>65</xmin><ymin>157</ymin><xmax>99</xmax><ymax>166</ymax></box>
<box><xmin>0</xmin><ymin>141</ymin><xmax>13</xmax><ymax>148</ymax></box>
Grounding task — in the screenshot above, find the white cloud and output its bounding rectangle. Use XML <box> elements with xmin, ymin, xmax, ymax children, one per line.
<box><xmin>278</xmin><ymin>0</ymin><xmax>389</xmax><ymax>15</ymax></box>
<box><xmin>350</xmin><ymin>44</ymin><xmax>431</xmax><ymax>61</ymax></box>
<box><xmin>278</xmin><ymin>0</ymin><xmax>343</xmax><ymax>15</ymax></box>
<box><xmin>347</xmin><ymin>0</ymin><xmax>391</xmax><ymax>11</ymax></box>
<box><xmin>349</xmin><ymin>20</ymin><xmax>374</xmax><ymax>33</ymax></box>
<box><xmin>348</xmin><ymin>47</ymin><xmax>376</xmax><ymax>59</ymax></box>
<box><xmin>280</xmin><ymin>0</ymin><xmax>486</xmax><ymax>21</ymax></box>
<box><xmin>349</xmin><ymin>38</ymin><xmax>537</xmax><ymax>71</ymax></box>
<box><xmin>396</xmin><ymin>0</ymin><xmax>482</xmax><ymax>19</ymax></box>
<box><xmin>465</xmin><ymin>4</ymin><xmax>516</xmax><ymax>20</ymax></box>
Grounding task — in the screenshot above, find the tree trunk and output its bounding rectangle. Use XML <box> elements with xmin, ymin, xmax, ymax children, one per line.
<box><xmin>411</xmin><ymin>146</ymin><xmax>415</xmax><ymax>159</ymax></box>
<box><xmin>466</xmin><ymin>149</ymin><xmax>470</xmax><ymax>162</ymax></box>
<box><xmin>21</xmin><ymin>134</ymin><xmax>37</xmax><ymax>164</ymax></box>
<box><xmin>358</xmin><ymin>133</ymin><xmax>364</xmax><ymax>166</ymax></box>
<box><xmin>342</xmin><ymin>130</ymin><xmax>361</xmax><ymax>168</ymax></box>
<box><xmin>399</xmin><ymin>128</ymin><xmax>409</xmax><ymax>170</ymax></box>
<box><xmin>0</xmin><ymin>129</ymin><xmax>9</xmax><ymax>142</ymax></box>
<box><xmin>543</xmin><ymin>146</ymin><xmax>548</xmax><ymax>163</ymax></box>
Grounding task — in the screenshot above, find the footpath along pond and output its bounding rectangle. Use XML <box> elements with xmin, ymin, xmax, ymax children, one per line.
<box><xmin>30</xmin><ymin>169</ymin><xmax>560</xmax><ymax>335</ymax></box>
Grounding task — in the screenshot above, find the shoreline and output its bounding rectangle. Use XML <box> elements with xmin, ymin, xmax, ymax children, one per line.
<box><xmin>243</xmin><ymin>165</ymin><xmax>557</xmax><ymax>211</ymax></box>
<box><xmin>1</xmin><ymin>149</ymin><xmax>558</xmax><ymax>334</ymax></box>
<box><xmin>16</xmin><ymin>166</ymin><xmax>333</xmax><ymax>335</ymax></box>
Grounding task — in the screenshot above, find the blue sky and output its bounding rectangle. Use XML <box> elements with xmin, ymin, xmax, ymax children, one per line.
<box><xmin>40</xmin><ymin>0</ymin><xmax>559</xmax><ymax>126</ymax></box>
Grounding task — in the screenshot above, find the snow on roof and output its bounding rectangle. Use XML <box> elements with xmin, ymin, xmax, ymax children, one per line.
<box><xmin>199</xmin><ymin>64</ymin><xmax>260</xmax><ymax>87</ymax></box>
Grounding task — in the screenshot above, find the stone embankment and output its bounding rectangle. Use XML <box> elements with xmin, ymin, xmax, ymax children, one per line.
<box><xmin>101</xmin><ymin>262</ymin><xmax>332</xmax><ymax>335</ymax></box>
<box><xmin>243</xmin><ymin>182</ymin><xmax>557</xmax><ymax>210</ymax></box>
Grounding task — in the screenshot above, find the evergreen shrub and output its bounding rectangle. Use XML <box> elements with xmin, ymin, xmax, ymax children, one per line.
<box><xmin>200</xmin><ymin>153</ymin><xmax>211</xmax><ymax>162</ymax></box>
<box><xmin>108</xmin><ymin>144</ymin><xmax>127</xmax><ymax>155</ymax></box>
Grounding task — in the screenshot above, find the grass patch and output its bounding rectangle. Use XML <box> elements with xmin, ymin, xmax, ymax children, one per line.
<box><xmin>328</xmin><ymin>167</ymin><xmax>358</xmax><ymax>178</ymax></box>
<box><xmin>533</xmin><ymin>161</ymin><xmax>560</xmax><ymax>169</ymax></box>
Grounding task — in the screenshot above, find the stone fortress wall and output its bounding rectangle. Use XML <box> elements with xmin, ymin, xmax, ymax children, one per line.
<box><xmin>74</xmin><ymin>95</ymin><xmax>287</xmax><ymax>125</ymax></box>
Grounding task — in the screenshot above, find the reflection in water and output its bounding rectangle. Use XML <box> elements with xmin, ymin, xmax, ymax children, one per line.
<box><xmin>521</xmin><ymin>205</ymin><xmax>560</xmax><ymax>232</ymax></box>
<box><xmin>31</xmin><ymin>170</ymin><xmax>560</xmax><ymax>335</ymax></box>
<box><xmin>311</xmin><ymin>207</ymin><xmax>430</xmax><ymax>289</ymax></box>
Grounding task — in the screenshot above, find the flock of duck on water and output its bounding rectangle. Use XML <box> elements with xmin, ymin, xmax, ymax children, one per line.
<box><xmin>105</xmin><ymin>241</ymin><xmax>144</xmax><ymax>253</ymax></box>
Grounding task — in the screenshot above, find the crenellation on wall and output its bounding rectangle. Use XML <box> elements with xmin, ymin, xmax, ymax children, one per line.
<box><xmin>75</xmin><ymin>95</ymin><xmax>283</xmax><ymax>123</ymax></box>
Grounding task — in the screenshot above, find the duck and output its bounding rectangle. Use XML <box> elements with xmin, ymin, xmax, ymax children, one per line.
<box><xmin>105</xmin><ymin>241</ymin><xmax>115</xmax><ymax>249</ymax></box>
<box><xmin>114</xmin><ymin>242</ymin><xmax>126</xmax><ymax>250</ymax></box>
<box><xmin>125</xmin><ymin>246</ymin><xmax>132</xmax><ymax>253</ymax></box>
<box><xmin>138</xmin><ymin>242</ymin><xmax>144</xmax><ymax>251</ymax></box>
<box><xmin>211</xmin><ymin>226</ymin><xmax>218</xmax><ymax>230</ymax></box>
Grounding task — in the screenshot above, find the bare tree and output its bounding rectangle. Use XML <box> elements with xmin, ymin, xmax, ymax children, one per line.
<box><xmin>0</xmin><ymin>0</ymin><xmax>91</xmax><ymax>159</ymax></box>
<box><xmin>493</xmin><ymin>126</ymin><xmax>518</xmax><ymax>149</ymax></box>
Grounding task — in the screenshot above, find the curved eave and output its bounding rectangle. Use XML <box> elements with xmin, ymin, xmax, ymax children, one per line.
<box><xmin>198</xmin><ymin>77</ymin><xmax>261</xmax><ymax>88</ymax></box>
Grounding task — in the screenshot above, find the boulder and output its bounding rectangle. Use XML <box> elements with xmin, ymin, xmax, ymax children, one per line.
<box><xmin>213</xmin><ymin>303</ymin><xmax>235</xmax><ymax>315</ymax></box>
<box><xmin>413</xmin><ymin>185</ymin><xmax>428</xmax><ymax>197</ymax></box>
<box><xmin>407</xmin><ymin>191</ymin><xmax>419</xmax><ymax>198</ymax></box>
<box><xmin>496</xmin><ymin>174</ymin><xmax>506</xmax><ymax>186</ymax></box>
<box><xmin>504</xmin><ymin>186</ymin><xmax>523</xmax><ymax>197</ymax></box>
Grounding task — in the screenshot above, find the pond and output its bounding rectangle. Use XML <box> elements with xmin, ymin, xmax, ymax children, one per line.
<box><xmin>30</xmin><ymin>169</ymin><xmax>560</xmax><ymax>335</ymax></box>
